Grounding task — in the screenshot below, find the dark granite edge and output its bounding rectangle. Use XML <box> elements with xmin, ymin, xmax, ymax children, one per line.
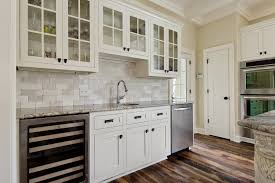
<box><xmin>17</xmin><ymin>101</ymin><xmax>193</xmax><ymax>120</ymax></box>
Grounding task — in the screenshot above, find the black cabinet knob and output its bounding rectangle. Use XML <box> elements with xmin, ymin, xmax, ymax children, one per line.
<box><xmin>123</xmin><ymin>47</ymin><xmax>126</xmax><ymax>51</ymax></box>
<box><xmin>119</xmin><ymin>135</ymin><xmax>123</xmax><ymax>139</ymax></box>
<box><xmin>152</xmin><ymin>128</ymin><xmax>155</xmax><ymax>132</ymax></box>
<box><xmin>224</xmin><ymin>97</ymin><xmax>229</xmax><ymax>100</ymax></box>
<box><xmin>57</xmin><ymin>58</ymin><xmax>61</xmax><ymax>63</ymax></box>
<box><xmin>64</xmin><ymin>59</ymin><xmax>68</xmax><ymax>63</ymax></box>
<box><xmin>264</xmin><ymin>51</ymin><xmax>267</xmax><ymax>55</ymax></box>
<box><xmin>145</xmin><ymin>129</ymin><xmax>149</xmax><ymax>133</ymax></box>
<box><xmin>260</xmin><ymin>52</ymin><xmax>263</xmax><ymax>55</ymax></box>
<box><xmin>127</xmin><ymin>48</ymin><xmax>130</xmax><ymax>51</ymax></box>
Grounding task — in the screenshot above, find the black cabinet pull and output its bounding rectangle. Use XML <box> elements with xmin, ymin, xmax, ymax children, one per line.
<box><xmin>64</xmin><ymin>59</ymin><xmax>68</xmax><ymax>63</ymax></box>
<box><xmin>123</xmin><ymin>47</ymin><xmax>126</xmax><ymax>51</ymax></box>
<box><xmin>157</xmin><ymin>113</ymin><xmax>163</xmax><ymax>116</ymax></box>
<box><xmin>145</xmin><ymin>129</ymin><xmax>149</xmax><ymax>133</ymax></box>
<box><xmin>152</xmin><ymin>128</ymin><xmax>155</xmax><ymax>132</ymax></box>
<box><xmin>127</xmin><ymin>48</ymin><xmax>130</xmax><ymax>51</ymax></box>
<box><xmin>134</xmin><ymin>116</ymin><xmax>142</xmax><ymax>119</ymax></box>
<box><xmin>224</xmin><ymin>97</ymin><xmax>229</xmax><ymax>100</ymax></box>
<box><xmin>104</xmin><ymin>119</ymin><xmax>114</xmax><ymax>123</ymax></box>
<box><xmin>264</xmin><ymin>51</ymin><xmax>267</xmax><ymax>55</ymax></box>
<box><xmin>57</xmin><ymin>58</ymin><xmax>61</xmax><ymax>63</ymax></box>
<box><xmin>260</xmin><ymin>52</ymin><xmax>263</xmax><ymax>55</ymax></box>
<box><xmin>119</xmin><ymin>135</ymin><xmax>123</xmax><ymax>139</ymax></box>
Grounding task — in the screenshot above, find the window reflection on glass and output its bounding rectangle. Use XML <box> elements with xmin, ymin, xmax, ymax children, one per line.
<box><xmin>246</xmin><ymin>70</ymin><xmax>275</xmax><ymax>89</ymax></box>
<box><xmin>246</xmin><ymin>99</ymin><xmax>275</xmax><ymax>117</ymax></box>
<box><xmin>172</xmin><ymin>59</ymin><xmax>187</xmax><ymax>102</ymax></box>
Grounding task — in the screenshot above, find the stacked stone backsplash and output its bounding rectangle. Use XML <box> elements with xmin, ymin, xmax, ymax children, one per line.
<box><xmin>17</xmin><ymin>60</ymin><xmax>169</xmax><ymax>109</ymax></box>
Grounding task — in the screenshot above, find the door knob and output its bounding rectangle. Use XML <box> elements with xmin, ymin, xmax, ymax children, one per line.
<box><xmin>224</xmin><ymin>97</ymin><xmax>229</xmax><ymax>100</ymax></box>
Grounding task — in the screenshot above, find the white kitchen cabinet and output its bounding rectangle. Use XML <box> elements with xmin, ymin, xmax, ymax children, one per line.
<box><xmin>18</xmin><ymin>0</ymin><xmax>98</xmax><ymax>72</ymax></box>
<box><xmin>94</xmin><ymin>131</ymin><xmax>125</xmax><ymax>182</ymax></box>
<box><xmin>136</xmin><ymin>18</ymin><xmax>181</xmax><ymax>78</ymax></box>
<box><xmin>241</xmin><ymin>19</ymin><xmax>275</xmax><ymax>61</ymax></box>
<box><xmin>126</xmin><ymin>125</ymin><xmax>150</xmax><ymax>170</ymax></box>
<box><xmin>99</xmin><ymin>0</ymin><xmax>149</xmax><ymax>60</ymax></box>
<box><xmin>151</xmin><ymin>121</ymin><xmax>170</xmax><ymax>162</ymax></box>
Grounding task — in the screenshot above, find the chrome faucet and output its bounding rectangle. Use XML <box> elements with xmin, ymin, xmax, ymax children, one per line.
<box><xmin>117</xmin><ymin>80</ymin><xmax>128</xmax><ymax>104</ymax></box>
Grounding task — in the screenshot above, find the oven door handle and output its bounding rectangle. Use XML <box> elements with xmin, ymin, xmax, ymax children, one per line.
<box><xmin>243</xmin><ymin>96</ymin><xmax>275</xmax><ymax>100</ymax></box>
<box><xmin>242</xmin><ymin>65</ymin><xmax>275</xmax><ymax>72</ymax></box>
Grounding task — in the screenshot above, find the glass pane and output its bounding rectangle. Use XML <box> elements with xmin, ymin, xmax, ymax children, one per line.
<box><xmin>154</xmin><ymin>25</ymin><xmax>158</xmax><ymax>39</ymax></box>
<box><xmin>159</xmin><ymin>41</ymin><xmax>164</xmax><ymax>56</ymax></box>
<box><xmin>154</xmin><ymin>55</ymin><xmax>159</xmax><ymax>70</ymax></box>
<box><xmin>28</xmin><ymin>0</ymin><xmax>41</xmax><ymax>6</ymax></box>
<box><xmin>139</xmin><ymin>19</ymin><xmax>145</xmax><ymax>35</ymax></box>
<box><xmin>174</xmin><ymin>45</ymin><xmax>178</xmax><ymax>58</ymax></box>
<box><xmin>44</xmin><ymin>0</ymin><xmax>56</xmax><ymax>10</ymax></box>
<box><xmin>28</xmin><ymin>6</ymin><xmax>41</xmax><ymax>32</ymax></box>
<box><xmin>103</xmin><ymin>26</ymin><xmax>113</xmax><ymax>45</ymax></box>
<box><xmin>69</xmin><ymin>40</ymin><xmax>79</xmax><ymax>61</ymax></box>
<box><xmin>68</xmin><ymin>0</ymin><xmax>78</xmax><ymax>17</ymax></box>
<box><xmin>246</xmin><ymin>70</ymin><xmax>275</xmax><ymax>89</ymax></box>
<box><xmin>169</xmin><ymin>30</ymin><xmax>173</xmax><ymax>43</ymax></box>
<box><xmin>159</xmin><ymin>27</ymin><xmax>164</xmax><ymax>41</ymax></box>
<box><xmin>80</xmin><ymin>0</ymin><xmax>90</xmax><ymax>20</ymax></box>
<box><xmin>44</xmin><ymin>35</ymin><xmax>56</xmax><ymax>58</ymax></box>
<box><xmin>103</xmin><ymin>7</ymin><xmax>112</xmax><ymax>26</ymax></box>
<box><xmin>130</xmin><ymin>16</ymin><xmax>137</xmax><ymax>33</ymax></box>
<box><xmin>159</xmin><ymin>56</ymin><xmax>164</xmax><ymax>70</ymax></box>
<box><xmin>169</xmin><ymin>58</ymin><xmax>173</xmax><ymax>71</ymax></box>
<box><xmin>154</xmin><ymin>40</ymin><xmax>158</xmax><ymax>55</ymax></box>
<box><xmin>114</xmin><ymin>11</ymin><xmax>123</xmax><ymax>29</ymax></box>
<box><xmin>44</xmin><ymin>11</ymin><xmax>56</xmax><ymax>35</ymax></box>
<box><xmin>174</xmin><ymin>31</ymin><xmax>178</xmax><ymax>44</ymax></box>
<box><xmin>169</xmin><ymin>44</ymin><xmax>173</xmax><ymax>57</ymax></box>
<box><xmin>80</xmin><ymin>21</ymin><xmax>90</xmax><ymax>41</ymax></box>
<box><xmin>246</xmin><ymin>99</ymin><xmax>275</xmax><ymax>117</ymax></box>
<box><xmin>130</xmin><ymin>33</ymin><xmax>138</xmax><ymax>50</ymax></box>
<box><xmin>138</xmin><ymin>36</ymin><xmax>146</xmax><ymax>52</ymax></box>
<box><xmin>174</xmin><ymin>59</ymin><xmax>178</xmax><ymax>72</ymax></box>
<box><xmin>80</xmin><ymin>42</ymin><xmax>90</xmax><ymax>62</ymax></box>
<box><xmin>28</xmin><ymin>32</ymin><xmax>42</xmax><ymax>57</ymax></box>
<box><xmin>68</xmin><ymin>17</ymin><xmax>79</xmax><ymax>39</ymax></box>
<box><xmin>114</xmin><ymin>29</ymin><xmax>122</xmax><ymax>47</ymax></box>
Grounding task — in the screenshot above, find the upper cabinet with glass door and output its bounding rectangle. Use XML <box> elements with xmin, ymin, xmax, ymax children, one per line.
<box><xmin>99</xmin><ymin>0</ymin><xmax>149</xmax><ymax>60</ymax></box>
<box><xmin>18</xmin><ymin>0</ymin><xmax>97</xmax><ymax>72</ymax></box>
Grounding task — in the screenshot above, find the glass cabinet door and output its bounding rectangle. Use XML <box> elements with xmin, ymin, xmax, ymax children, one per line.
<box><xmin>65</xmin><ymin>0</ymin><xmax>93</xmax><ymax>66</ymax></box>
<box><xmin>168</xmin><ymin>29</ymin><xmax>179</xmax><ymax>73</ymax></box>
<box><xmin>26</xmin><ymin>0</ymin><xmax>60</xmax><ymax>62</ymax></box>
<box><xmin>152</xmin><ymin>23</ymin><xmax>165</xmax><ymax>73</ymax></box>
<box><xmin>100</xmin><ymin>1</ymin><xmax>125</xmax><ymax>52</ymax></box>
<box><xmin>128</xmin><ymin>14</ymin><xmax>148</xmax><ymax>56</ymax></box>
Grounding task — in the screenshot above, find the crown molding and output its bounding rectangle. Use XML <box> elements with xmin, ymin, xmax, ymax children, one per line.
<box><xmin>147</xmin><ymin>0</ymin><xmax>185</xmax><ymax>18</ymax></box>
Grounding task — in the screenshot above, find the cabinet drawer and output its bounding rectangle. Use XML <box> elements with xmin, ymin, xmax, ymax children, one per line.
<box><xmin>151</xmin><ymin>109</ymin><xmax>169</xmax><ymax>120</ymax></box>
<box><xmin>127</xmin><ymin>111</ymin><xmax>148</xmax><ymax>125</ymax></box>
<box><xmin>94</xmin><ymin>114</ymin><xmax>123</xmax><ymax>130</ymax></box>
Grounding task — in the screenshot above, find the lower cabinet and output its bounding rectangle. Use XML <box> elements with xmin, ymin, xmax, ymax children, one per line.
<box><xmin>91</xmin><ymin>107</ymin><xmax>171</xmax><ymax>183</ymax></box>
<box><xmin>94</xmin><ymin>131</ymin><xmax>126</xmax><ymax>182</ymax></box>
<box><xmin>126</xmin><ymin>125</ymin><xmax>150</xmax><ymax>170</ymax></box>
<box><xmin>151</xmin><ymin>122</ymin><xmax>169</xmax><ymax>162</ymax></box>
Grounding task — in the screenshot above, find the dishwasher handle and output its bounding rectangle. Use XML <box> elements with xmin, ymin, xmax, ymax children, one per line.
<box><xmin>174</xmin><ymin>107</ymin><xmax>191</xmax><ymax>111</ymax></box>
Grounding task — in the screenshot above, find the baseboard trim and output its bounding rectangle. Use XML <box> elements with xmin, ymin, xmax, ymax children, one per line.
<box><xmin>194</xmin><ymin>128</ymin><xmax>206</xmax><ymax>135</ymax></box>
<box><xmin>234</xmin><ymin>136</ymin><xmax>255</xmax><ymax>144</ymax></box>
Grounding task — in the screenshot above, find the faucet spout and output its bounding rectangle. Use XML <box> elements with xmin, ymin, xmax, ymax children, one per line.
<box><xmin>117</xmin><ymin>80</ymin><xmax>128</xmax><ymax>104</ymax></box>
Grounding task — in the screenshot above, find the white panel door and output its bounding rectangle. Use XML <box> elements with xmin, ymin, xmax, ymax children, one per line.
<box><xmin>241</xmin><ymin>30</ymin><xmax>261</xmax><ymax>61</ymax></box>
<box><xmin>151</xmin><ymin>122</ymin><xmax>168</xmax><ymax>162</ymax></box>
<box><xmin>262</xmin><ymin>24</ymin><xmax>275</xmax><ymax>59</ymax></box>
<box><xmin>94</xmin><ymin>131</ymin><xmax>125</xmax><ymax>182</ymax></box>
<box><xmin>206</xmin><ymin>48</ymin><xmax>230</xmax><ymax>139</ymax></box>
<box><xmin>126</xmin><ymin>125</ymin><xmax>150</xmax><ymax>170</ymax></box>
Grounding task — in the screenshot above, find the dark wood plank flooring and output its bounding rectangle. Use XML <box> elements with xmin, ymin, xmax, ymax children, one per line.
<box><xmin>112</xmin><ymin>134</ymin><xmax>255</xmax><ymax>183</ymax></box>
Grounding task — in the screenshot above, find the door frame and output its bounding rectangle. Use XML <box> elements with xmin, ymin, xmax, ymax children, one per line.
<box><xmin>203</xmin><ymin>43</ymin><xmax>235</xmax><ymax>141</ymax></box>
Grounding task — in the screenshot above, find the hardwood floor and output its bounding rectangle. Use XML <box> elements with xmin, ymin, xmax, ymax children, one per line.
<box><xmin>112</xmin><ymin>134</ymin><xmax>255</xmax><ymax>183</ymax></box>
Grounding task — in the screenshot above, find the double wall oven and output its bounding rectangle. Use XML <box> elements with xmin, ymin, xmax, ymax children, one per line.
<box><xmin>240</xmin><ymin>59</ymin><xmax>275</xmax><ymax>137</ymax></box>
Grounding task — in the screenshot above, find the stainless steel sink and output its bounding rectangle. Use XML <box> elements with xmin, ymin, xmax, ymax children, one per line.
<box><xmin>121</xmin><ymin>103</ymin><xmax>139</xmax><ymax>106</ymax></box>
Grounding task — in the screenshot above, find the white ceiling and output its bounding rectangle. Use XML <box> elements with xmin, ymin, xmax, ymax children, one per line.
<box><xmin>149</xmin><ymin>0</ymin><xmax>275</xmax><ymax>25</ymax></box>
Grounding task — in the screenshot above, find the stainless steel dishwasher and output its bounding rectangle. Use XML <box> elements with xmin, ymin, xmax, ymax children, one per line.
<box><xmin>171</xmin><ymin>103</ymin><xmax>193</xmax><ymax>154</ymax></box>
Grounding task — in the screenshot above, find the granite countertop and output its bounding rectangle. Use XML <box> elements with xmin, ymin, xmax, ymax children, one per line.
<box><xmin>17</xmin><ymin>100</ymin><xmax>193</xmax><ymax>120</ymax></box>
<box><xmin>238</xmin><ymin>110</ymin><xmax>275</xmax><ymax>135</ymax></box>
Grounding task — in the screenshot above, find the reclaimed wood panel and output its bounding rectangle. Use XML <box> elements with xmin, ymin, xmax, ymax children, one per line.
<box><xmin>112</xmin><ymin>134</ymin><xmax>255</xmax><ymax>183</ymax></box>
